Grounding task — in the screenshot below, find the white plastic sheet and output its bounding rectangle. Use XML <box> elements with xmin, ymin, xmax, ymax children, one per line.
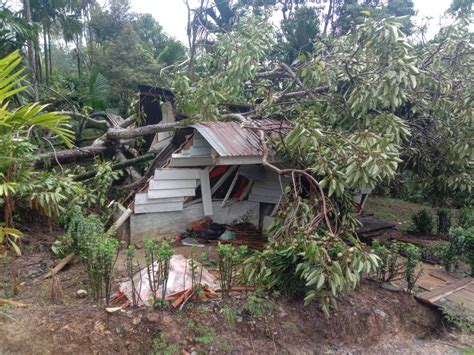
<box><xmin>118</xmin><ymin>254</ymin><xmax>218</xmax><ymax>306</ymax></box>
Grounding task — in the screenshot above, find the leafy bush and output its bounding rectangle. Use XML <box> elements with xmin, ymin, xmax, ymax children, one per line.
<box><xmin>404</xmin><ymin>243</ymin><xmax>422</xmax><ymax>293</ymax></box>
<box><xmin>441</xmin><ymin>227</ymin><xmax>468</xmax><ymax>273</ymax></box>
<box><xmin>143</xmin><ymin>239</ymin><xmax>173</xmax><ymax>306</ymax></box>
<box><xmin>412</xmin><ymin>209</ymin><xmax>434</xmax><ymax>233</ymax></box>
<box><xmin>437</xmin><ymin>208</ymin><xmax>452</xmax><ymax>235</ymax></box>
<box><xmin>420</xmin><ymin>242</ymin><xmax>446</xmax><ymax>263</ymax></box>
<box><xmin>466</xmin><ymin>229</ymin><xmax>474</xmax><ymax>277</ymax></box>
<box><xmin>372</xmin><ymin>240</ymin><xmax>400</xmax><ymax>281</ymax></box>
<box><xmin>244</xmin><ymin>231</ymin><xmax>378</xmax><ymax>318</ymax></box>
<box><xmin>217</xmin><ymin>243</ymin><xmax>248</xmax><ymax>299</ymax></box>
<box><xmin>58</xmin><ymin>206</ymin><xmax>119</xmax><ymax>304</ymax></box>
<box><xmin>458</xmin><ymin>207</ymin><xmax>474</xmax><ymax>229</ymax></box>
<box><xmin>243</xmin><ymin>293</ymin><xmax>274</xmax><ymax>318</ymax></box>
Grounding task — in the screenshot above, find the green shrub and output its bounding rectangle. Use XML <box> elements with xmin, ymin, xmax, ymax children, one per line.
<box><xmin>58</xmin><ymin>207</ymin><xmax>119</xmax><ymax>304</ymax></box>
<box><xmin>459</xmin><ymin>207</ymin><xmax>474</xmax><ymax>229</ymax></box>
<box><xmin>243</xmin><ymin>232</ymin><xmax>379</xmax><ymax>319</ymax></box>
<box><xmin>412</xmin><ymin>209</ymin><xmax>434</xmax><ymax>233</ymax></box>
<box><xmin>372</xmin><ymin>240</ymin><xmax>389</xmax><ymax>280</ymax></box>
<box><xmin>373</xmin><ymin>239</ymin><xmax>401</xmax><ymax>281</ymax></box>
<box><xmin>404</xmin><ymin>243</ymin><xmax>422</xmax><ymax>293</ymax></box>
<box><xmin>243</xmin><ymin>293</ymin><xmax>274</xmax><ymax>318</ymax></box>
<box><xmin>441</xmin><ymin>227</ymin><xmax>468</xmax><ymax>273</ymax></box>
<box><xmin>217</xmin><ymin>243</ymin><xmax>248</xmax><ymax>299</ymax></box>
<box><xmin>143</xmin><ymin>239</ymin><xmax>173</xmax><ymax>307</ymax></box>
<box><xmin>437</xmin><ymin>208</ymin><xmax>452</xmax><ymax>234</ymax></box>
<box><xmin>77</xmin><ymin>226</ymin><xmax>119</xmax><ymax>304</ymax></box>
<box><xmin>463</xmin><ymin>227</ymin><xmax>474</xmax><ymax>276</ymax></box>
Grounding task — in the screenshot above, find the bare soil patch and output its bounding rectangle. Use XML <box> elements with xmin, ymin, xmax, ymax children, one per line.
<box><xmin>0</xmin><ymin>222</ymin><xmax>472</xmax><ymax>354</ymax></box>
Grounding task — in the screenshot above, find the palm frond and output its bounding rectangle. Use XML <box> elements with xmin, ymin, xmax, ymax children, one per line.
<box><xmin>89</xmin><ymin>71</ymin><xmax>110</xmax><ymax>110</ymax></box>
<box><xmin>0</xmin><ymin>51</ymin><xmax>74</xmax><ymax>147</ymax></box>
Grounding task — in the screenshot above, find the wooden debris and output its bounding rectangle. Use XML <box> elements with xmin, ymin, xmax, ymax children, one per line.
<box><xmin>0</xmin><ymin>298</ymin><xmax>29</xmax><ymax>308</ymax></box>
<box><xmin>43</xmin><ymin>252</ymin><xmax>75</xmax><ymax>279</ymax></box>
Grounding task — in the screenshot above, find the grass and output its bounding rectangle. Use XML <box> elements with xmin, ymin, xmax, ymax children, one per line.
<box><xmin>364</xmin><ymin>196</ymin><xmax>458</xmax><ymax>232</ymax></box>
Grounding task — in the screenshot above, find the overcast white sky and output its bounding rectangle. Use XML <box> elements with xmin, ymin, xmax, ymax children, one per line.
<box><xmin>131</xmin><ymin>0</ymin><xmax>453</xmax><ymax>42</ymax></box>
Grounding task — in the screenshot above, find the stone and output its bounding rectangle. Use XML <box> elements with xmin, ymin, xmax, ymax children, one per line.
<box><xmin>76</xmin><ymin>289</ymin><xmax>88</xmax><ymax>298</ymax></box>
<box><xmin>380</xmin><ymin>282</ymin><xmax>401</xmax><ymax>292</ymax></box>
<box><xmin>146</xmin><ymin>312</ymin><xmax>160</xmax><ymax>323</ymax></box>
<box><xmin>373</xmin><ymin>308</ymin><xmax>386</xmax><ymax>319</ymax></box>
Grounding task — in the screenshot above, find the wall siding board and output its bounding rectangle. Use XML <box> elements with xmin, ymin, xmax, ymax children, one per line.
<box><xmin>135</xmin><ymin>192</ymin><xmax>185</xmax><ymax>205</ymax></box>
<box><xmin>154</xmin><ymin>169</ymin><xmax>201</xmax><ymax>180</ymax></box>
<box><xmin>149</xmin><ymin>179</ymin><xmax>198</xmax><ymax>190</ymax></box>
<box><xmin>135</xmin><ymin>202</ymin><xmax>184</xmax><ymax>214</ymax></box>
<box><xmin>148</xmin><ymin>188</ymin><xmax>196</xmax><ymax>199</ymax></box>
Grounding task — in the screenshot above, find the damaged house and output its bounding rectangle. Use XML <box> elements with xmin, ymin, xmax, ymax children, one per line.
<box><xmin>131</xmin><ymin>118</ymin><xmax>291</xmax><ymax>242</ymax></box>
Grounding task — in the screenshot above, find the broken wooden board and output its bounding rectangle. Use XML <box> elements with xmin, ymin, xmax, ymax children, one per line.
<box><xmin>200</xmin><ymin>169</ymin><xmax>213</xmax><ymax>216</ymax></box>
<box><xmin>417</xmin><ymin>277</ymin><xmax>474</xmax><ymax>316</ymax></box>
<box><xmin>355</xmin><ymin>215</ymin><xmax>396</xmax><ymax>237</ymax></box>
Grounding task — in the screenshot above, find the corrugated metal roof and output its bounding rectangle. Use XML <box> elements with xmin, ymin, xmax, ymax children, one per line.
<box><xmin>191</xmin><ymin>119</ymin><xmax>290</xmax><ymax>157</ymax></box>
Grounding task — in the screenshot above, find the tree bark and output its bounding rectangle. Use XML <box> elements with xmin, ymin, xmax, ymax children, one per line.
<box><xmin>106</xmin><ymin>122</ymin><xmax>181</xmax><ymax>141</ymax></box>
<box><xmin>42</xmin><ymin>23</ymin><xmax>49</xmax><ymax>85</ymax></box>
<box><xmin>23</xmin><ymin>0</ymin><xmax>38</xmax><ymax>101</ymax></box>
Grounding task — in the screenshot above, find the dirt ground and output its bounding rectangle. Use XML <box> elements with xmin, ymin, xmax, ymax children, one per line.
<box><xmin>1</xmin><ymin>222</ymin><xmax>473</xmax><ymax>354</ymax></box>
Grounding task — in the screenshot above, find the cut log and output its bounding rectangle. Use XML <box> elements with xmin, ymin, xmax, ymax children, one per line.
<box><xmin>106</xmin><ymin>122</ymin><xmax>182</xmax><ymax>141</ymax></box>
<box><xmin>43</xmin><ymin>252</ymin><xmax>76</xmax><ymax>279</ymax></box>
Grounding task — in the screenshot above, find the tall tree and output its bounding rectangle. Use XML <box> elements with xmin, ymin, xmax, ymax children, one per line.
<box><xmin>281</xmin><ymin>6</ymin><xmax>321</xmax><ymax>64</ymax></box>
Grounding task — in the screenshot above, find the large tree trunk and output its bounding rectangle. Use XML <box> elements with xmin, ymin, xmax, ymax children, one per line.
<box><xmin>23</xmin><ymin>0</ymin><xmax>38</xmax><ymax>101</ymax></box>
<box><xmin>42</xmin><ymin>23</ymin><xmax>49</xmax><ymax>85</ymax></box>
<box><xmin>48</xmin><ymin>29</ymin><xmax>53</xmax><ymax>77</ymax></box>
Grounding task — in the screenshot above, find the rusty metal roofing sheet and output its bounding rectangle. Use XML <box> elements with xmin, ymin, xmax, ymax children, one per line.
<box><xmin>191</xmin><ymin>119</ymin><xmax>290</xmax><ymax>157</ymax></box>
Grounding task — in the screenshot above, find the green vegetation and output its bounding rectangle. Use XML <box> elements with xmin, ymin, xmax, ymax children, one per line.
<box><xmin>0</xmin><ymin>0</ymin><xmax>472</xmax><ymax>321</ymax></box>
<box><xmin>403</xmin><ymin>244</ymin><xmax>422</xmax><ymax>293</ymax></box>
<box><xmin>217</xmin><ymin>243</ymin><xmax>247</xmax><ymax>299</ymax></box>
<box><xmin>59</xmin><ymin>206</ymin><xmax>118</xmax><ymax>304</ymax></box>
<box><xmin>412</xmin><ymin>209</ymin><xmax>435</xmax><ymax>234</ymax></box>
<box><xmin>143</xmin><ymin>239</ymin><xmax>174</xmax><ymax>307</ymax></box>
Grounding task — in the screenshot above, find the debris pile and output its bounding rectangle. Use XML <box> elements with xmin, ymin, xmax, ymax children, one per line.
<box><xmin>112</xmin><ymin>255</ymin><xmax>218</xmax><ymax>308</ymax></box>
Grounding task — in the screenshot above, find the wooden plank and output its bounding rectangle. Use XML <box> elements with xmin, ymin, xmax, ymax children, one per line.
<box><xmin>148</xmin><ymin>188</ymin><xmax>196</xmax><ymax>199</ymax></box>
<box><xmin>239</xmin><ymin>179</ymin><xmax>254</xmax><ymax>201</ymax></box>
<box><xmin>251</xmin><ymin>185</ymin><xmax>283</xmax><ymax>197</ymax></box>
<box><xmin>154</xmin><ymin>169</ymin><xmax>201</xmax><ymax>180</ymax></box>
<box><xmin>0</xmin><ymin>299</ymin><xmax>29</xmax><ymax>308</ymax></box>
<box><xmin>170</xmin><ymin>156</ymin><xmax>214</xmax><ymax>167</ymax></box>
<box><xmin>417</xmin><ymin>278</ymin><xmax>474</xmax><ymax>304</ymax></box>
<box><xmin>135</xmin><ymin>202</ymin><xmax>184</xmax><ymax>214</ymax></box>
<box><xmin>428</xmin><ymin>269</ymin><xmax>461</xmax><ymax>284</ymax></box>
<box><xmin>43</xmin><ymin>252</ymin><xmax>75</xmax><ymax>279</ymax></box>
<box><xmin>107</xmin><ymin>208</ymin><xmax>133</xmax><ymax>236</ymax></box>
<box><xmin>149</xmin><ymin>179</ymin><xmax>198</xmax><ymax>190</ymax></box>
<box><xmin>222</xmin><ymin>166</ymin><xmax>241</xmax><ymax>207</ymax></box>
<box><xmin>248</xmin><ymin>193</ymin><xmax>280</xmax><ymax>204</ymax></box>
<box><xmin>444</xmin><ymin>290</ymin><xmax>474</xmax><ymax>310</ymax></box>
<box><xmin>211</xmin><ymin>165</ymin><xmax>239</xmax><ymax>195</ymax></box>
<box><xmin>135</xmin><ymin>193</ymin><xmax>184</xmax><ymax>205</ymax></box>
<box><xmin>200</xmin><ymin>169</ymin><xmax>213</xmax><ymax>216</ymax></box>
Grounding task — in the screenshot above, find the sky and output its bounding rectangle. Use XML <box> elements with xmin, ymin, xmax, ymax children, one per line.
<box><xmin>131</xmin><ymin>0</ymin><xmax>454</xmax><ymax>43</ymax></box>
